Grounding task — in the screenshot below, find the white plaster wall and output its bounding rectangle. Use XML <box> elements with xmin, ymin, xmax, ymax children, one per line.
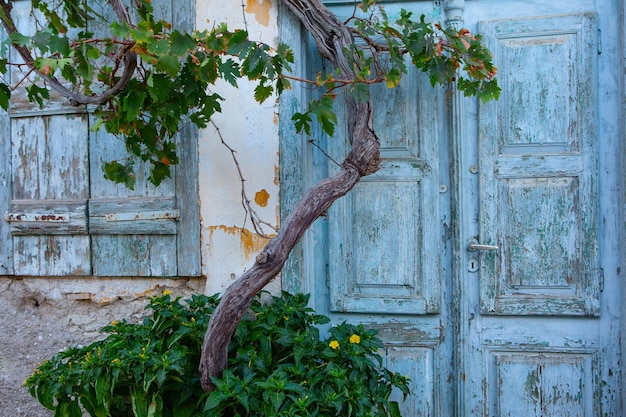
<box><xmin>196</xmin><ymin>1</ymin><xmax>281</xmax><ymax>296</ymax></box>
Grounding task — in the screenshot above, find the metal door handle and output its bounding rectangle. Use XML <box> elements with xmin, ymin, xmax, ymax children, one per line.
<box><xmin>468</xmin><ymin>240</ymin><xmax>499</xmax><ymax>252</ymax></box>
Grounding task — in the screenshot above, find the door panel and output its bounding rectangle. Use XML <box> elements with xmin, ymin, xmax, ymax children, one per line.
<box><xmin>478</xmin><ymin>13</ymin><xmax>599</xmax><ymax>316</ymax></box>
<box><xmin>329</xmin><ymin>69</ymin><xmax>441</xmax><ymax>315</ymax></box>
<box><xmin>488</xmin><ymin>348</ymin><xmax>594</xmax><ymax>416</ymax></box>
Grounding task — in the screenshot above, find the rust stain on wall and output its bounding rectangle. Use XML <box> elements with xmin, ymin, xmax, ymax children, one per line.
<box><xmin>245</xmin><ymin>0</ymin><xmax>272</xmax><ymax>27</ymax></box>
<box><xmin>208</xmin><ymin>225</ymin><xmax>274</xmax><ymax>259</ymax></box>
<box><xmin>254</xmin><ymin>188</ymin><xmax>270</xmax><ymax>207</ymax></box>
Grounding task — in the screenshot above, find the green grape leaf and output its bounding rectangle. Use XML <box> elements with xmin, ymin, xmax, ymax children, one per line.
<box><xmin>219</xmin><ymin>59</ymin><xmax>240</xmax><ymax>87</ymax></box>
<box><xmin>254</xmin><ymin>82</ymin><xmax>273</xmax><ymax>103</ymax></box>
<box><xmin>0</xmin><ymin>83</ymin><xmax>10</xmax><ymax>111</ymax></box>
<box><xmin>26</xmin><ymin>84</ymin><xmax>50</xmax><ymax>108</ymax></box>
<box><xmin>10</xmin><ymin>32</ymin><xmax>30</xmax><ymax>47</ymax></box>
<box><xmin>149</xmin><ymin>161</ymin><xmax>172</xmax><ymax>186</ymax></box>
<box><xmin>49</xmin><ymin>35</ymin><xmax>70</xmax><ymax>56</ymax></box>
<box><xmin>122</xmin><ymin>90</ymin><xmax>147</xmax><ymax>121</ymax></box>
<box><xmin>170</xmin><ymin>32</ymin><xmax>196</xmax><ymax>57</ymax></box>
<box><xmin>310</xmin><ymin>95</ymin><xmax>337</xmax><ymax>137</ymax></box>
<box><xmin>292</xmin><ymin>112</ymin><xmax>312</xmax><ymax>135</ymax></box>
<box><xmin>155</xmin><ymin>54</ymin><xmax>181</xmax><ymax>77</ymax></box>
<box><xmin>103</xmin><ymin>161</ymin><xmax>135</xmax><ymax>190</ymax></box>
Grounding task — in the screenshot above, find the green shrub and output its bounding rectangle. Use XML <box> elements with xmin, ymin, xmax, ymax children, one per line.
<box><xmin>25</xmin><ymin>292</ymin><xmax>410</xmax><ymax>417</ymax></box>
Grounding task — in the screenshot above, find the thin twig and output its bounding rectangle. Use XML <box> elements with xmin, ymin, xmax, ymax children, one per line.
<box><xmin>308</xmin><ymin>139</ymin><xmax>341</xmax><ymax>168</ymax></box>
<box><xmin>209</xmin><ymin>119</ymin><xmax>278</xmax><ymax>238</ymax></box>
<box><xmin>241</xmin><ymin>0</ymin><xmax>248</xmax><ymax>31</ymax></box>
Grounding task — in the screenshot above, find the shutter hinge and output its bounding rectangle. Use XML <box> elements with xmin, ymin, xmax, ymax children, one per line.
<box><xmin>597</xmin><ymin>28</ymin><xmax>602</xmax><ymax>55</ymax></box>
<box><xmin>104</xmin><ymin>210</ymin><xmax>180</xmax><ymax>222</ymax></box>
<box><xmin>4</xmin><ymin>212</ymin><xmax>69</xmax><ymax>223</ymax></box>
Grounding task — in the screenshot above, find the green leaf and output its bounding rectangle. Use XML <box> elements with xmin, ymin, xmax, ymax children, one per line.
<box><xmin>204</xmin><ymin>390</ymin><xmax>229</xmax><ymax>412</ymax></box>
<box><xmin>264</xmin><ymin>390</ymin><xmax>285</xmax><ymax>414</ymax></box>
<box><xmin>148</xmin><ymin>37</ymin><xmax>170</xmax><ymax>56</ymax></box>
<box><xmin>348</xmin><ymin>82</ymin><xmax>369</xmax><ymax>103</ymax></box>
<box><xmin>147</xmin><ymin>73</ymin><xmax>173</xmax><ymax>102</ymax></box>
<box><xmin>389</xmin><ymin>401</ymin><xmax>402</xmax><ymax>417</ymax></box>
<box><xmin>384</xmin><ymin>67</ymin><xmax>402</xmax><ymax>88</ymax></box>
<box><xmin>26</xmin><ymin>84</ymin><xmax>50</xmax><ymax>108</ymax></box>
<box><xmin>227</xmin><ymin>30</ymin><xmax>252</xmax><ymax>57</ymax></box>
<box><xmin>103</xmin><ymin>161</ymin><xmax>135</xmax><ymax>190</ymax></box>
<box><xmin>110</xmin><ymin>21</ymin><xmax>130</xmax><ymax>38</ymax></box>
<box><xmin>478</xmin><ymin>79</ymin><xmax>501</xmax><ymax>102</ymax></box>
<box><xmin>254</xmin><ymin>83</ymin><xmax>273</xmax><ymax>103</ymax></box>
<box><xmin>49</xmin><ymin>35</ymin><xmax>70</xmax><ymax>56</ymax></box>
<box><xmin>149</xmin><ymin>161</ymin><xmax>172</xmax><ymax>186</ymax></box>
<box><xmin>170</xmin><ymin>31</ymin><xmax>196</xmax><ymax>57</ymax></box>
<box><xmin>131</xmin><ymin>28</ymin><xmax>152</xmax><ymax>43</ymax></box>
<box><xmin>291</xmin><ymin>112</ymin><xmax>312</xmax><ymax>135</ymax></box>
<box><xmin>55</xmin><ymin>400</ymin><xmax>83</xmax><ymax>417</ymax></box>
<box><xmin>242</xmin><ymin>46</ymin><xmax>268</xmax><ymax>80</ymax></box>
<box><xmin>0</xmin><ymin>83</ymin><xmax>10</xmax><ymax>111</ymax></box>
<box><xmin>219</xmin><ymin>58</ymin><xmax>240</xmax><ymax>87</ymax></box>
<box><xmin>310</xmin><ymin>95</ymin><xmax>337</xmax><ymax>136</ymax></box>
<box><xmin>130</xmin><ymin>385</ymin><xmax>149</xmax><ymax>417</ymax></box>
<box><xmin>95</xmin><ymin>374</ymin><xmax>110</xmax><ymax>407</ymax></box>
<box><xmin>122</xmin><ymin>90</ymin><xmax>147</xmax><ymax>121</ymax></box>
<box><xmin>86</xmin><ymin>44</ymin><xmax>101</xmax><ymax>59</ymax></box>
<box><xmin>10</xmin><ymin>32</ymin><xmax>30</xmax><ymax>47</ymax></box>
<box><xmin>31</xmin><ymin>31</ymin><xmax>52</xmax><ymax>51</ymax></box>
<box><xmin>155</xmin><ymin>54</ymin><xmax>181</xmax><ymax>77</ymax></box>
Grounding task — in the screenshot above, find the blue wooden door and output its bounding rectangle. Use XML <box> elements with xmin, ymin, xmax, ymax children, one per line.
<box><xmin>281</xmin><ymin>0</ymin><xmax>622</xmax><ymax>415</ymax></box>
<box><xmin>459</xmin><ymin>3</ymin><xmax>621</xmax><ymax>415</ymax></box>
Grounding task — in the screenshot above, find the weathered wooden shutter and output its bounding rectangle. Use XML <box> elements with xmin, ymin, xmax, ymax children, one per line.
<box><xmin>478</xmin><ymin>13</ymin><xmax>599</xmax><ymax>315</ymax></box>
<box><xmin>7</xmin><ymin>114</ymin><xmax>92</xmax><ymax>275</ymax></box>
<box><xmin>0</xmin><ymin>25</ymin><xmax>11</xmax><ymax>275</ymax></box>
<box><xmin>1</xmin><ymin>0</ymin><xmax>200</xmax><ymax>277</ymax></box>
<box><xmin>328</xmin><ymin>65</ymin><xmax>442</xmax><ymax>315</ymax></box>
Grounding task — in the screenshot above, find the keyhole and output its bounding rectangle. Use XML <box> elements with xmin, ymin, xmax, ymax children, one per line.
<box><xmin>467</xmin><ymin>258</ymin><xmax>479</xmax><ymax>272</ymax></box>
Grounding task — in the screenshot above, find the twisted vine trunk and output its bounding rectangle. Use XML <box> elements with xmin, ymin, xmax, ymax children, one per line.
<box><xmin>199</xmin><ymin>0</ymin><xmax>381</xmax><ymax>391</ymax></box>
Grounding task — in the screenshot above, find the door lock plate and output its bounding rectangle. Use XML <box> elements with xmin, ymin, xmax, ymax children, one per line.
<box><xmin>467</xmin><ymin>258</ymin><xmax>479</xmax><ymax>272</ymax></box>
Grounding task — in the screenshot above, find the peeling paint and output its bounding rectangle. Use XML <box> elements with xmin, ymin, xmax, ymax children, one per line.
<box><xmin>254</xmin><ymin>188</ymin><xmax>270</xmax><ymax>207</ymax></box>
<box><xmin>208</xmin><ymin>225</ymin><xmax>273</xmax><ymax>259</ymax></box>
<box><xmin>274</xmin><ymin>164</ymin><xmax>280</xmax><ymax>185</ymax></box>
<box><xmin>245</xmin><ymin>0</ymin><xmax>272</xmax><ymax>27</ymax></box>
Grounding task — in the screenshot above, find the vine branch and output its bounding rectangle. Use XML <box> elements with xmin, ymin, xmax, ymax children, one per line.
<box><xmin>210</xmin><ymin>119</ymin><xmax>278</xmax><ymax>238</ymax></box>
<box><xmin>0</xmin><ymin>0</ymin><xmax>137</xmax><ymax>105</ymax></box>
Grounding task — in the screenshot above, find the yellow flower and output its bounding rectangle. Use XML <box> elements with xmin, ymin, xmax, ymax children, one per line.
<box><xmin>329</xmin><ymin>340</ymin><xmax>340</xmax><ymax>350</ymax></box>
<box><xmin>110</xmin><ymin>320</ymin><xmax>118</xmax><ymax>326</ymax></box>
<box><xmin>163</xmin><ymin>290</ymin><xmax>172</xmax><ymax>295</ymax></box>
<box><xmin>349</xmin><ymin>334</ymin><xmax>361</xmax><ymax>344</ymax></box>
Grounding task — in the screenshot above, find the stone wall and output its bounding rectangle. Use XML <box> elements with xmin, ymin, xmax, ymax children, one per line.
<box><xmin>0</xmin><ymin>277</ymin><xmax>205</xmax><ymax>416</ymax></box>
